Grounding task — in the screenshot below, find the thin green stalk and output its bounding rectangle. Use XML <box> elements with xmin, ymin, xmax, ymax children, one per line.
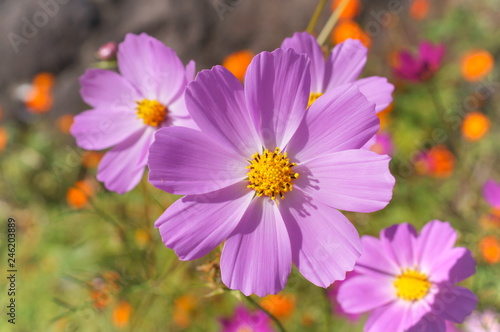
<box><xmin>244</xmin><ymin>295</ymin><xmax>287</xmax><ymax>332</ymax></box>
<box><xmin>317</xmin><ymin>0</ymin><xmax>350</xmax><ymax>46</ymax></box>
<box><xmin>306</xmin><ymin>0</ymin><xmax>328</xmax><ymax>34</ymax></box>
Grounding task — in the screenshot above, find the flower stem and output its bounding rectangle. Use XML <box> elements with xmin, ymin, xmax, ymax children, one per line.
<box><xmin>244</xmin><ymin>295</ymin><xmax>287</xmax><ymax>332</ymax></box>
<box><xmin>306</xmin><ymin>0</ymin><xmax>328</xmax><ymax>34</ymax></box>
<box><xmin>317</xmin><ymin>0</ymin><xmax>350</xmax><ymax>46</ymax></box>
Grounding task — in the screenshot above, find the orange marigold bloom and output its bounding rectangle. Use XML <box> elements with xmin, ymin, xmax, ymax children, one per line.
<box><xmin>415</xmin><ymin>145</ymin><xmax>455</xmax><ymax>178</ymax></box>
<box><xmin>332</xmin><ymin>20</ymin><xmax>371</xmax><ymax>48</ymax></box>
<box><xmin>480</xmin><ymin>236</ymin><xmax>500</xmax><ymax>264</ymax></box>
<box><xmin>57</xmin><ymin>114</ymin><xmax>74</xmax><ymax>134</ymax></box>
<box><xmin>173</xmin><ymin>295</ymin><xmax>198</xmax><ymax>328</ymax></box>
<box><xmin>25</xmin><ymin>72</ymin><xmax>55</xmax><ymax>113</ymax></box>
<box><xmin>222</xmin><ymin>50</ymin><xmax>254</xmax><ymax>81</ymax></box>
<box><xmin>410</xmin><ymin>0</ymin><xmax>429</xmax><ymax>20</ymax></box>
<box><xmin>112</xmin><ymin>301</ymin><xmax>133</xmax><ymax>329</ymax></box>
<box><xmin>331</xmin><ymin>0</ymin><xmax>361</xmax><ymax>20</ymax></box>
<box><xmin>66</xmin><ymin>180</ymin><xmax>94</xmax><ymax>209</ymax></box>
<box><xmin>259</xmin><ymin>293</ymin><xmax>296</xmax><ymax>319</ymax></box>
<box><xmin>461</xmin><ymin>111</ymin><xmax>490</xmax><ymax>141</ymax></box>
<box><xmin>0</xmin><ymin>127</ymin><xmax>8</xmax><ymax>151</ymax></box>
<box><xmin>81</xmin><ymin>151</ymin><xmax>104</xmax><ymax>169</ymax></box>
<box><xmin>461</xmin><ymin>50</ymin><xmax>494</xmax><ymax>82</ymax></box>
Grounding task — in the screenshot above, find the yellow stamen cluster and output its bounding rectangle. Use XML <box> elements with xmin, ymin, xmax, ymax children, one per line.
<box><xmin>308</xmin><ymin>92</ymin><xmax>324</xmax><ymax>108</ymax></box>
<box><xmin>393</xmin><ymin>269</ymin><xmax>431</xmax><ymax>301</ymax></box>
<box><xmin>247</xmin><ymin>148</ymin><xmax>299</xmax><ymax>200</ymax></box>
<box><xmin>136</xmin><ymin>99</ymin><xmax>167</xmax><ymax>127</ymax></box>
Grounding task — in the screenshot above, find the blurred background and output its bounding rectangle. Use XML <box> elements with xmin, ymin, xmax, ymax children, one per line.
<box><xmin>1</xmin><ymin>0</ymin><xmax>500</xmax><ymax>331</ymax></box>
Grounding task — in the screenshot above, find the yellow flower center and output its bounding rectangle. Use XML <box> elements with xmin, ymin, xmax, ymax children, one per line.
<box><xmin>308</xmin><ymin>92</ymin><xmax>324</xmax><ymax>108</ymax></box>
<box><xmin>393</xmin><ymin>269</ymin><xmax>431</xmax><ymax>301</ymax></box>
<box><xmin>247</xmin><ymin>147</ymin><xmax>299</xmax><ymax>200</ymax></box>
<box><xmin>136</xmin><ymin>99</ymin><xmax>167</xmax><ymax>127</ymax></box>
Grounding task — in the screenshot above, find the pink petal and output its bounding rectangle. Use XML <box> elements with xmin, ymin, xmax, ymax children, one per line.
<box><xmin>336</xmin><ymin>275</ymin><xmax>395</xmax><ymax>314</ymax></box>
<box><xmin>70</xmin><ymin>108</ymin><xmax>144</xmax><ymax>150</ymax></box>
<box><xmin>355</xmin><ymin>76</ymin><xmax>394</xmax><ymax>112</ymax></box>
<box><xmin>436</xmin><ymin>286</ymin><xmax>477</xmax><ymax>324</ymax></box>
<box><xmin>416</xmin><ymin>221</ymin><xmax>458</xmax><ymax>274</ymax></box>
<box><xmin>221</xmin><ymin>198</ymin><xmax>292</xmax><ymax>296</ymax></box>
<box><xmin>383</xmin><ymin>223</ymin><xmax>418</xmax><ymax>269</ymax></box>
<box><xmin>355</xmin><ymin>235</ymin><xmax>401</xmax><ymax>277</ymax></box>
<box><xmin>281</xmin><ymin>32</ymin><xmax>325</xmax><ymax>93</ymax></box>
<box><xmin>287</xmin><ymin>83</ymin><xmax>378</xmax><ymax>162</ymax></box>
<box><xmin>148</xmin><ymin>127</ymin><xmax>247</xmax><ymax>195</ymax></box>
<box><xmin>97</xmin><ymin>127</ymin><xmax>153</xmax><ymax>194</ymax></box>
<box><xmin>279</xmin><ymin>189</ymin><xmax>361</xmax><ymax>287</ymax></box>
<box><xmin>79</xmin><ymin>69</ymin><xmax>139</xmax><ymax>110</ymax></box>
<box><xmin>295</xmin><ymin>149</ymin><xmax>394</xmax><ymax>213</ymax></box>
<box><xmin>324</xmin><ymin>39</ymin><xmax>367</xmax><ymax>91</ymax></box>
<box><xmin>185</xmin><ymin>66</ymin><xmax>262</xmax><ymax>157</ymax></box>
<box><xmin>245</xmin><ymin>48</ymin><xmax>310</xmax><ymax>149</ymax></box>
<box><xmin>117</xmin><ymin>33</ymin><xmax>186</xmax><ymax>105</ymax></box>
<box><xmin>428</xmin><ymin>248</ymin><xmax>476</xmax><ymax>284</ymax></box>
<box><xmin>365</xmin><ymin>301</ymin><xmax>413</xmax><ymax>332</ymax></box>
<box><xmin>155</xmin><ymin>182</ymin><xmax>254</xmax><ymax>260</ymax></box>
<box><xmin>483</xmin><ymin>180</ymin><xmax>500</xmax><ymax>208</ymax></box>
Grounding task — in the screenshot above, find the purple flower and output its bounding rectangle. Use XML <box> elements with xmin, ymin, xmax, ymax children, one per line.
<box><xmin>148</xmin><ymin>48</ymin><xmax>395</xmax><ymax>296</ymax></box>
<box><xmin>483</xmin><ymin>179</ymin><xmax>500</xmax><ymax>209</ymax></box>
<box><xmin>464</xmin><ymin>310</ymin><xmax>500</xmax><ymax>332</ymax></box>
<box><xmin>220</xmin><ymin>306</ymin><xmax>274</xmax><ymax>332</ymax></box>
<box><xmin>394</xmin><ymin>41</ymin><xmax>445</xmax><ymax>82</ymax></box>
<box><xmin>71</xmin><ymin>33</ymin><xmax>196</xmax><ymax>193</ymax></box>
<box><xmin>281</xmin><ymin>32</ymin><xmax>393</xmax><ymax>112</ymax></box>
<box><xmin>337</xmin><ymin>220</ymin><xmax>477</xmax><ymax>332</ymax></box>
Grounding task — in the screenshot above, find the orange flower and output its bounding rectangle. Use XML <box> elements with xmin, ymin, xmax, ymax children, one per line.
<box><xmin>331</xmin><ymin>0</ymin><xmax>361</xmax><ymax>20</ymax></box>
<box><xmin>134</xmin><ymin>229</ymin><xmax>151</xmax><ymax>248</ymax></box>
<box><xmin>415</xmin><ymin>145</ymin><xmax>455</xmax><ymax>178</ymax></box>
<box><xmin>461</xmin><ymin>50</ymin><xmax>494</xmax><ymax>82</ymax></box>
<box><xmin>259</xmin><ymin>293</ymin><xmax>296</xmax><ymax>319</ymax></box>
<box><xmin>461</xmin><ymin>111</ymin><xmax>490</xmax><ymax>141</ymax></box>
<box><xmin>25</xmin><ymin>72</ymin><xmax>55</xmax><ymax>113</ymax></box>
<box><xmin>173</xmin><ymin>295</ymin><xmax>198</xmax><ymax>328</ymax></box>
<box><xmin>57</xmin><ymin>114</ymin><xmax>74</xmax><ymax>134</ymax></box>
<box><xmin>81</xmin><ymin>151</ymin><xmax>103</xmax><ymax>169</ymax></box>
<box><xmin>0</xmin><ymin>127</ymin><xmax>8</xmax><ymax>151</ymax></box>
<box><xmin>90</xmin><ymin>289</ymin><xmax>112</xmax><ymax>310</ymax></box>
<box><xmin>479</xmin><ymin>236</ymin><xmax>500</xmax><ymax>264</ymax></box>
<box><xmin>378</xmin><ymin>103</ymin><xmax>393</xmax><ymax>129</ymax></box>
<box><xmin>410</xmin><ymin>0</ymin><xmax>429</xmax><ymax>20</ymax></box>
<box><xmin>222</xmin><ymin>50</ymin><xmax>254</xmax><ymax>81</ymax></box>
<box><xmin>112</xmin><ymin>301</ymin><xmax>133</xmax><ymax>329</ymax></box>
<box><xmin>332</xmin><ymin>20</ymin><xmax>371</xmax><ymax>48</ymax></box>
<box><xmin>66</xmin><ymin>180</ymin><xmax>94</xmax><ymax>209</ymax></box>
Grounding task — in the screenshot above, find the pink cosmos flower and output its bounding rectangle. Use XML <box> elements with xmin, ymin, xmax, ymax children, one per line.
<box><xmin>394</xmin><ymin>41</ymin><xmax>445</xmax><ymax>82</ymax></box>
<box><xmin>281</xmin><ymin>32</ymin><xmax>394</xmax><ymax>112</ymax></box>
<box><xmin>464</xmin><ymin>310</ymin><xmax>500</xmax><ymax>332</ymax></box>
<box><xmin>71</xmin><ymin>33</ymin><xmax>196</xmax><ymax>194</ymax></box>
<box><xmin>220</xmin><ymin>306</ymin><xmax>274</xmax><ymax>332</ymax></box>
<box><xmin>148</xmin><ymin>48</ymin><xmax>395</xmax><ymax>296</ymax></box>
<box><xmin>483</xmin><ymin>179</ymin><xmax>500</xmax><ymax>209</ymax></box>
<box><xmin>337</xmin><ymin>220</ymin><xmax>477</xmax><ymax>332</ymax></box>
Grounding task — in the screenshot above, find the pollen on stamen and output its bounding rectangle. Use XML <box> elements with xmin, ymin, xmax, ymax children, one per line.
<box><xmin>246</xmin><ymin>147</ymin><xmax>299</xmax><ymax>200</ymax></box>
<box><xmin>136</xmin><ymin>99</ymin><xmax>167</xmax><ymax>127</ymax></box>
<box><xmin>393</xmin><ymin>269</ymin><xmax>431</xmax><ymax>301</ymax></box>
<box><xmin>308</xmin><ymin>92</ymin><xmax>324</xmax><ymax>108</ymax></box>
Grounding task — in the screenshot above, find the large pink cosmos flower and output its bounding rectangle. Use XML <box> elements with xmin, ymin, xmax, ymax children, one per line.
<box><xmin>281</xmin><ymin>32</ymin><xmax>394</xmax><ymax>112</ymax></box>
<box><xmin>337</xmin><ymin>221</ymin><xmax>477</xmax><ymax>332</ymax></box>
<box><xmin>71</xmin><ymin>33</ymin><xmax>196</xmax><ymax>194</ymax></box>
<box><xmin>148</xmin><ymin>48</ymin><xmax>395</xmax><ymax>296</ymax></box>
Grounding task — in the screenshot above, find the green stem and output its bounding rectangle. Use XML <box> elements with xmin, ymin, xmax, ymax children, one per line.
<box><xmin>306</xmin><ymin>0</ymin><xmax>328</xmax><ymax>34</ymax></box>
<box><xmin>317</xmin><ymin>0</ymin><xmax>350</xmax><ymax>46</ymax></box>
<box><xmin>244</xmin><ymin>295</ymin><xmax>287</xmax><ymax>332</ymax></box>
<box><xmin>425</xmin><ymin>81</ymin><xmax>456</xmax><ymax>153</ymax></box>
